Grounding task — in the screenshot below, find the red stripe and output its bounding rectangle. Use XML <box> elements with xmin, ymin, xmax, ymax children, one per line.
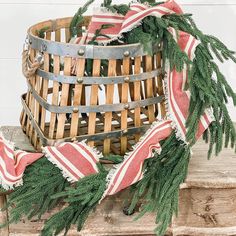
<box><xmin>0</xmin><ymin>165</ymin><xmax>21</xmax><ymax>183</ymax></box>
<box><xmin>168</xmin><ymin>70</ymin><xmax>186</xmax><ymax>135</ymax></box>
<box><xmin>4</xmin><ymin>144</ymin><xmax>14</xmax><ymax>155</ymax></box>
<box><xmin>168</xmin><ymin>34</ymin><xmax>196</xmax><ymax>136</ymax></box>
<box><xmin>77</xmin><ymin>143</ymin><xmax>98</xmax><ymax>165</ymax></box>
<box><xmin>106</xmin><ymin>121</ymin><xmax>172</xmax><ymax>195</ymax></box>
<box><xmin>47</xmin><ymin>147</ymin><xmax>81</xmax><ymax>180</ymax></box>
<box><xmin>108</xmin><ymin>126</ymin><xmax>171</xmax><ymax>195</ymax></box>
<box><xmin>62</xmin><ymin>144</ymin><xmax>98</xmax><ymax>175</ymax></box>
<box><xmin>14</xmin><ymin>153</ymin><xmax>43</xmax><ymax>175</ymax></box>
<box><xmin>121</xmin><ymin>8</ymin><xmax>169</xmax><ymax>30</ymax></box>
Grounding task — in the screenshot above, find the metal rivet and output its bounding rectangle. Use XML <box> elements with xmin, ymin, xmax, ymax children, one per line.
<box><xmin>29</xmin><ymin>39</ymin><xmax>32</xmax><ymax>45</ymax></box>
<box><xmin>124</xmin><ymin>76</ymin><xmax>130</xmax><ymax>83</ymax></box>
<box><xmin>29</xmin><ymin>116</ymin><xmax>32</xmax><ymax>121</ymax></box>
<box><xmin>71</xmin><ymin>137</ymin><xmax>77</xmax><ymax>142</ymax></box>
<box><xmin>124</xmin><ymin>51</ymin><xmax>130</xmax><ymax>57</ymax></box>
<box><xmin>73</xmin><ymin>107</ymin><xmax>79</xmax><ymax>113</ymax></box>
<box><xmin>78</xmin><ymin>49</ymin><xmax>85</xmax><ymax>56</ymax></box>
<box><xmin>124</xmin><ymin>103</ymin><xmax>130</xmax><ymax>110</ymax></box>
<box><xmin>77</xmin><ymin>77</ymin><xmax>83</xmax><ymax>84</ymax></box>
<box><xmin>122</xmin><ymin>129</ymin><xmax>128</xmax><ymax>134</ymax></box>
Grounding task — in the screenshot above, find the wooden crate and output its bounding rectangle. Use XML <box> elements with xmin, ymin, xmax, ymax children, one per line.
<box><xmin>1</xmin><ymin>126</ymin><xmax>236</xmax><ymax>236</ymax></box>
<box><xmin>20</xmin><ymin>17</ymin><xmax>165</xmax><ymax>155</ymax></box>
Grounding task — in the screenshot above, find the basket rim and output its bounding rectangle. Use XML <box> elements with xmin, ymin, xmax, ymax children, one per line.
<box><xmin>27</xmin><ymin>16</ymin><xmax>161</xmax><ymax>59</ymax></box>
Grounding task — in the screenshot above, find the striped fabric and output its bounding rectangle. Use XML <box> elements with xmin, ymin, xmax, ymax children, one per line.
<box><xmin>42</xmin><ymin>141</ymin><xmax>100</xmax><ymax>182</ymax></box>
<box><xmin>0</xmin><ymin>135</ymin><xmax>43</xmax><ymax>189</ymax></box>
<box><xmin>85</xmin><ymin>0</ymin><xmax>183</xmax><ymax>44</ymax></box>
<box><xmin>166</xmin><ymin>29</ymin><xmax>214</xmax><ymax>142</ymax></box>
<box><xmin>104</xmin><ymin>120</ymin><xmax>172</xmax><ymax>197</ymax></box>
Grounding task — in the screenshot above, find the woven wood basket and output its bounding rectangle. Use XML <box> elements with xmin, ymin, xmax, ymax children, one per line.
<box><xmin>20</xmin><ymin>16</ymin><xmax>166</xmax><ymax>155</ymax></box>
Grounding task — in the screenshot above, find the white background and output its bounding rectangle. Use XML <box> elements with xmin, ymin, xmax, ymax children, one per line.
<box><xmin>0</xmin><ymin>0</ymin><xmax>235</xmax><ymax>125</ymax></box>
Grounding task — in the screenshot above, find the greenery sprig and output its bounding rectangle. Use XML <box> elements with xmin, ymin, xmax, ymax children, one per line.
<box><xmin>1</xmin><ymin>158</ymin><xmax>69</xmax><ymax>227</ymax></box>
<box><xmin>41</xmin><ymin>164</ymin><xmax>107</xmax><ymax>236</ymax></box>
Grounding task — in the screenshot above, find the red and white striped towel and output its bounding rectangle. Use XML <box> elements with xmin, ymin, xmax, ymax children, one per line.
<box><xmin>42</xmin><ymin>141</ymin><xmax>101</xmax><ymax>182</ymax></box>
<box><xmin>104</xmin><ymin>120</ymin><xmax>172</xmax><ymax>197</ymax></box>
<box><xmin>0</xmin><ymin>134</ymin><xmax>43</xmax><ymax>189</ymax></box>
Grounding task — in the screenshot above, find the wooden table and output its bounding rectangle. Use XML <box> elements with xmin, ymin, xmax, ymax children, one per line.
<box><xmin>1</xmin><ymin>126</ymin><xmax>236</xmax><ymax>236</ymax></box>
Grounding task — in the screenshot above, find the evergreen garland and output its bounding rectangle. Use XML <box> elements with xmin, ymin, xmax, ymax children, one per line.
<box><xmin>41</xmin><ymin>164</ymin><xmax>107</xmax><ymax>236</ymax></box>
<box><xmin>128</xmin><ymin>133</ymin><xmax>191</xmax><ymax>235</ymax></box>
<box><xmin>1</xmin><ymin>158</ymin><xmax>69</xmax><ymax>227</ymax></box>
<box><xmin>1</xmin><ymin>0</ymin><xmax>236</xmax><ymax>236</ymax></box>
<box><xmin>70</xmin><ymin>0</ymin><xmax>95</xmax><ymax>39</ymax></box>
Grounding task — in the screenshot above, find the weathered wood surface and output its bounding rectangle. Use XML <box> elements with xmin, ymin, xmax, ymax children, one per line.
<box><xmin>1</xmin><ymin>126</ymin><xmax>236</xmax><ymax>236</ymax></box>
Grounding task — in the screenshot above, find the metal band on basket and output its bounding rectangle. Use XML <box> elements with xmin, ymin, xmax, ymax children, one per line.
<box><xmin>26</xmin><ymin>80</ymin><xmax>164</xmax><ymax>114</ymax></box>
<box><xmin>21</xmin><ymin>94</ymin><xmax>151</xmax><ymax>146</ymax></box>
<box><xmin>28</xmin><ymin>34</ymin><xmax>161</xmax><ymax>59</ymax></box>
<box><xmin>37</xmin><ymin>68</ymin><xmax>163</xmax><ymax>85</ymax></box>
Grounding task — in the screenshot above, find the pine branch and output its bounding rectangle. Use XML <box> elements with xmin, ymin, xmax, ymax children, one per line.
<box><xmin>70</xmin><ymin>0</ymin><xmax>95</xmax><ymax>39</ymax></box>
<box><xmin>36</xmin><ymin>27</ymin><xmax>50</xmax><ymax>39</ymax></box>
<box><xmin>41</xmin><ymin>164</ymin><xmax>107</xmax><ymax>236</ymax></box>
<box><xmin>1</xmin><ymin>158</ymin><xmax>69</xmax><ymax>228</ymax></box>
<box><xmin>101</xmin><ymin>0</ymin><xmax>130</xmax><ymax>15</ymax></box>
<box><xmin>128</xmin><ymin>133</ymin><xmax>191</xmax><ymax>236</ymax></box>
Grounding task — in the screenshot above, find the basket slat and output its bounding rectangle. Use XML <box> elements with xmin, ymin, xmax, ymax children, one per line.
<box><xmin>145</xmin><ymin>55</ymin><xmax>155</xmax><ymax>123</ymax></box>
<box><xmin>88</xmin><ymin>59</ymin><xmax>101</xmax><ymax>147</ymax></box>
<box><xmin>104</xmin><ymin>59</ymin><xmax>117</xmax><ymax>154</ymax></box>
<box><xmin>56</xmin><ymin>57</ymin><xmax>71</xmax><ymax>139</ymax></box>
<box><xmin>134</xmin><ymin>56</ymin><xmax>142</xmax><ymax>142</ymax></box>
<box><xmin>48</xmin><ymin>55</ymin><xmax>60</xmax><ymax>139</ymax></box>
<box><xmin>70</xmin><ymin>58</ymin><xmax>85</xmax><ymax>137</ymax></box>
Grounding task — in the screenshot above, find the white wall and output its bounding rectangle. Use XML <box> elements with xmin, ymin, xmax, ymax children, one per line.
<box><xmin>0</xmin><ymin>0</ymin><xmax>235</xmax><ymax>125</ymax></box>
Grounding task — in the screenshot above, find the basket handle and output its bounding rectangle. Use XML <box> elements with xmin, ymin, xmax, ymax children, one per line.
<box><xmin>22</xmin><ymin>38</ymin><xmax>43</xmax><ymax>79</ymax></box>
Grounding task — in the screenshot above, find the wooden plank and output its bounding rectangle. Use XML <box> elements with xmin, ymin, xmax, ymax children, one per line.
<box><xmin>56</xmin><ymin>57</ymin><xmax>72</xmax><ymax>139</ymax></box>
<box><xmin>103</xmin><ymin>59</ymin><xmax>116</xmax><ymax>154</ymax></box>
<box><xmin>88</xmin><ymin>59</ymin><xmax>101</xmax><ymax>147</ymax></box>
<box><xmin>70</xmin><ymin>59</ymin><xmax>85</xmax><ymax>138</ymax></box>
<box><xmin>120</xmin><ymin>57</ymin><xmax>130</xmax><ymax>154</ymax></box>
<box><xmin>176</xmin><ymin>188</ymin><xmax>236</xmax><ymax>228</ymax></box>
